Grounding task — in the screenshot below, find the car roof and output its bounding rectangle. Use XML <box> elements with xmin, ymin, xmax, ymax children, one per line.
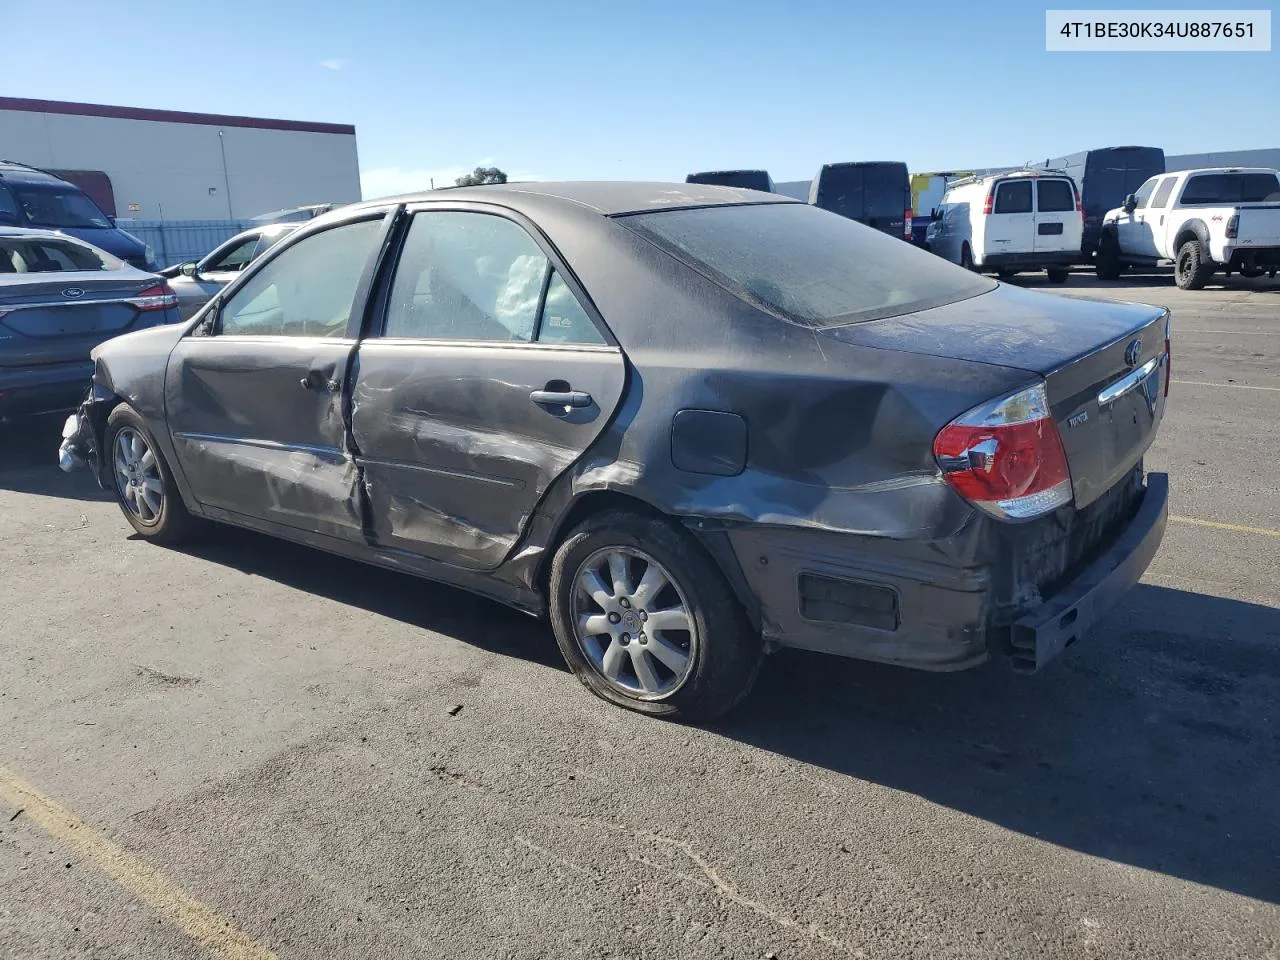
<box><xmin>0</xmin><ymin>161</ymin><xmax>68</xmax><ymax>186</ymax></box>
<box><xmin>348</xmin><ymin>181</ymin><xmax>799</xmax><ymax>217</ymax></box>
<box><xmin>0</xmin><ymin>225</ymin><xmax>84</xmax><ymax>241</ymax></box>
<box><xmin>1178</xmin><ymin>167</ymin><xmax>1280</xmax><ymax>175</ymax></box>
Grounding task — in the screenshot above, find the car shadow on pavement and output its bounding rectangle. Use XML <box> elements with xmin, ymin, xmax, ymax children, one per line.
<box><xmin>0</xmin><ymin>414</ymin><xmax>112</xmax><ymax>502</ymax></box>
<box><xmin>167</xmin><ymin>523</ymin><xmax>568</xmax><ymax>672</ymax></box>
<box><xmin>717</xmin><ymin>583</ymin><xmax>1280</xmax><ymax>905</ymax></box>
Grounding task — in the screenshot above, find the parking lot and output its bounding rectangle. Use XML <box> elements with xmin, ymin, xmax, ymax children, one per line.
<box><xmin>1</xmin><ymin>272</ymin><xmax>1278</xmax><ymax>959</ymax></box>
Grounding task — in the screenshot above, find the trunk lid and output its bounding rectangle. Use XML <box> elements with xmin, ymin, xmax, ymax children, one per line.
<box><xmin>0</xmin><ymin>272</ymin><xmax>158</xmax><ymax>368</ymax></box>
<box><xmin>822</xmin><ymin>284</ymin><xmax>1169</xmax><ymax>508</ymax></box>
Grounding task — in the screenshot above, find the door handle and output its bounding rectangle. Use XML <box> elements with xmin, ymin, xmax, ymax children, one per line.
<box><xmin>530</xmin><ymin>389</ymin><xmax>592</xmax><ymax>408</ymax></box>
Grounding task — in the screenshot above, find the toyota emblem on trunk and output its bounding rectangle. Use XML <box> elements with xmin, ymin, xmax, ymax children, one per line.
<box><xmin>1124</xmin><ymin>339</ymin><xmax>1141</xmax><ymax>367</ymax></box>
<box><xmin>61</xmin><ymin>287</ymin><xmax>86</xmax><ymax>299</ymax></box>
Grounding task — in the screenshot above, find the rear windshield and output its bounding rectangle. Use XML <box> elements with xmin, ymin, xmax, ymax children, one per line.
<box><xmin>1037</xmin><ymin>179</ymin><xmax>1075</xmax><ymax>212</ymax></box>
<box><xmin>623</xmin><ymin>202</ymin><xmax>995</xmax><ymax>328</ymax></box>
<box><xmin>0</xmin><ymin>237</ymin><xmax>119</xmax><ymax>273</ymax></box>
<box><xmin>1082</xmin><ymin>149</ymin><xmax>1164</xmax><ymax>212</ymax></box>
<box><xmin>686</xmin><ymin>171</ymin><xmax>773</xmax><ymax>192</ymax></box>
<box><xmin>12</xmin><ymin>187</ymin><xmax>114</xmax><ymax>228</ymax></box>
<box><xmin>1180</xmin><ymin>172</ymin><xmax>1280</xmax><ymax>205</ymax></box>
<box><xmin>812</xmin><ymin>164</ymin><xmax>908</xmax><ymax>221</ymax></box>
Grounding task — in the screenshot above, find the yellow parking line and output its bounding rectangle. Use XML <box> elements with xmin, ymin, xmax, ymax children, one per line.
<box><xmin>1173</xmin><ymin>379</ymin><xmax>1280</xmax><ymax>392</ymax></box>
<box><xmin>0</xmin><ymin>764</ymin><xmax>276</xmax><ymax>960</ymax></box>
<box><xmin>1171</xmin><ymin>515</ymin><xmax>1280</xmax><ymax>539</ymax></box>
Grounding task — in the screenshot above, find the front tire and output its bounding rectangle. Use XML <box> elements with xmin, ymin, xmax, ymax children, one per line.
<box><xmin>104</xmin><ymin>404</ymin><xmax>199</xmax><ymax>543</ymax></box>
<box><xmin>1175</xmin><ymin>240</ymin><xmax>1214</xmax><ymax>290</ymax></box>
<box><xmin>1095</xmin><ymin>233</ymin><xmax>1123</xmax><ymax>280</ymax></box>
<box><xmin>548</xmin><ymin>509</ymin><xmax>761</xmax><ymax>721</ymax></box>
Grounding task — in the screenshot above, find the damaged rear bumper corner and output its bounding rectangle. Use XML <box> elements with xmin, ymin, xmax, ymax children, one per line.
<box><xmin>1007</xmin><ymin>471</ymin><xmax>1168</xmax><ymax>673</ymax></box>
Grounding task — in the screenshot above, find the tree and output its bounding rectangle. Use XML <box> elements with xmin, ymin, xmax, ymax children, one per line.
<box><xmin>455</xmin><ymin>166</ymin><xmax>508</xmax><ymax>187</ymax></box>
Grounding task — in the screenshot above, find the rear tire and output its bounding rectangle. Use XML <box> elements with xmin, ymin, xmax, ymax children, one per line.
<box><xmin>997</xmin><ymin>269</ymin><xmax>1018</xmax><ymax>279</ymax></box>
<box><xmin>1175</xmin><ymin>240</ymin><xmax>1214</xmax><ymax>290</ymax></box>
<box><xmin>548</xmin><ymin>509</ymin><xmax>761</xmax><ymax>721</ymax></box>
<box><xmin>104</xmin><ymin>404</ymin><xmax>199</xmax><ymax>544</ymax></box>
<box><xmin>1095</xmin><ymin>233</ymin><xmax>1123</xmax><ymax>280</ymax></box>
<box><xmin>1046</xmin><ymin>267</ymin><xmax>1070</xmax><ymax>284</ymax></box>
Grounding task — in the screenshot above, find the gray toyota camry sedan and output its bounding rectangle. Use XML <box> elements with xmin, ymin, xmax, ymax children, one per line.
<box><xmin>58</xmin><ymin>182</ymin><xmax>1170</xmax><ymax>720</ymax></box>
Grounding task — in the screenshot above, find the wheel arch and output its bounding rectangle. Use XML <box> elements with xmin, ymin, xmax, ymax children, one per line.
<box><xmin>1174</xmin><ymin>220</ymin><xmax>1210</xmax><ymax>260</ymax></box>
<box><xmin>533</xmin><ymin>488</ymin><xmax>761</xmax><ymax>631</ymax></box>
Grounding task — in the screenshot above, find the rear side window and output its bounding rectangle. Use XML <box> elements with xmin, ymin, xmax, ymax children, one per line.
<box><xmin>623</xmin><ymin>202</ymin><xmax>995</xmax><ymax>328</ymax></box>
<box><xmin>993</xmin><ymin>181</ymin><xmax>1032</xmax><ymax>214</ymax></box>
<box><xmin>1149</xmin><ymin>177</ymin><xmax>1178</xmax><ymax>209</ymax></box>
<box><xmin>0</xmin><ymin>238</ymin><xmax>114</xmax><ymax>273</ymax></box>
<box><xmin>1180</xmin><ymin>172</ymin><xmax>1280</xmax><ymax>205</ymax></box>
<box><xmin>538</xmin><ymin>269</ymin><xmax>604</xmax><ymax>344</ymax></box>
<box><xmin>1132</xmin><ymin>178</ymin><xmax>1158</xmax><ymax>209</ymax></box>
<box><xmin>1036</xmin><ymin>180</ymin><xmax>1074</xmax><ymax>212</ymax></box>
<box><xmin>220</xmin><ymin>217</ymin><xmax>382</xmax><ymax>337</ymax></box>
<box><xmin>384</xmin><ymin>212</ymin><xmax>548</xmax><ymax>342</ymax></box>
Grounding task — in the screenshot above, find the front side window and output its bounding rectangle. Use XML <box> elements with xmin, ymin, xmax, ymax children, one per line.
<box><xmin>993</xmin><ymin>181</ymin><xmax>1032</xmax><ymax>214</ymax></box>
<box><xmin>14</xmin><ymin>188</ymin><xmax>113</xmax><ymax>228</ymax></box>
<box><xmin>384</xmin><ymin>212</ymin><xmax>548</xmax><ymax>342</ymax></box>
<box><xmin>1036</xmin><ymin>180</ymin><xmax>1074</xmax><ymax>213</ymax></box>
<box><xmin>204</xmin><ymin>236</ymin><xmax>260</xmax><ymax>273</ymax></box>
<box><xmin>220</xmin><ymin>217</ymin><xmax>382</xmax><ymax>337</ymax></box>
<box><xmin>0</xmin><ymin>185</ymin><xmax>19</xmax><ymax>223</ymax></box>
<box><xmin>1132</xmin><ymin>177</ymin><xmax>1158</xmax><ymax>210</ymax></box>
<box><xmin>624</xmin><ymin>202</ymin><xmax>994</xmax><ymax>328</ymax></box>
<box><xmin>1148</xmin><ymin>177</ymin><xmax>1177</xmax><ymax>209</ymax></box>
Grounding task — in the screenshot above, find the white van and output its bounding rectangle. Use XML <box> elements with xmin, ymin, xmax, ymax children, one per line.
<box><xmin>926</xmin><ymin>171</ymin><xmax>1083</xmax><ymax>283</ymax></box>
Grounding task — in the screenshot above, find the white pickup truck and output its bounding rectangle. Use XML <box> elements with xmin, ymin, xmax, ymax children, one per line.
<box><xmin>1096</xmin><ymin>167</ymin><xmax>1280</xmax><ymax>289</ymax></box>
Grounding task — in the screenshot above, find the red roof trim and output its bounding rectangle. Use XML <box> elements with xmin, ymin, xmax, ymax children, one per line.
<box><xmin>0</xmin><ymin>96</ymin><xmax>355</xmax><ymax>136</ymax></box>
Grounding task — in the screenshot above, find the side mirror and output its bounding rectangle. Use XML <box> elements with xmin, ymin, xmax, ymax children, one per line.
<box><xmin>1123</xmin><ymin>194</ymin><xmax>1137</xmax><ymax>213</ymax></box>
<box><xmin>180</xmin><ymin>262</ymin><xmax>199</xmax><ymax>278</ymax></box>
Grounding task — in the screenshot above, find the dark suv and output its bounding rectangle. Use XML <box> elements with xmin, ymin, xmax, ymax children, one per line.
<box><xmin>0</xmin><ymin>161</ymin><xmax>155</xmax><ymax>270</ymax></box>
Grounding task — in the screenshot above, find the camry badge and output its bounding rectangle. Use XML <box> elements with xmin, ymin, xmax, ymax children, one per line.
<box><xmin>61</xmin><ymin>287</ymin><xmax>86</xmax><ymax>299</ymax></box>
<box><xmin>1124</xmin><ymin>339</ymin><xmax>1141</xmax><ymax>367</ymax></box>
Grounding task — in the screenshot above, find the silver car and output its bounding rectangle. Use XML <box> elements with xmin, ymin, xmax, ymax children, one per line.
<box><xmin>160</xmin><ymin>223</ymin><xmax>298</xmax><ymax>320</ymax></box>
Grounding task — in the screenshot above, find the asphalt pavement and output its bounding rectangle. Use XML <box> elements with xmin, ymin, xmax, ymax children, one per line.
<box><xmin>1</xmin><ymin>271</ymin><xmax>1278</xmax><ymax>960</ymax></box>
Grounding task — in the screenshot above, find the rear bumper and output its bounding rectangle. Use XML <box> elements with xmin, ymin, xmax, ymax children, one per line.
<box><xmin>0</xmin><ymin>362</ymin><xmax>94</xmax><ymax>418</ymax></box>
<box><xmin>721</xmin><ymin>472</ymin><xmax>1168</xmax><ymax>673</ymax></box>
<box><xmin>1007</xmin><ymin>472</ymin><xmax>1167</xmax><ymax>672</ymax></box>
<box><xmin>982</xmin><ymin>251</ymin><xmax>1078</xmax><ymax>269</ymax></box>
<box><xmin>1223</xmin><ymin>245</ymin><xmax>1280</xmax><ymax>267</ymax></box>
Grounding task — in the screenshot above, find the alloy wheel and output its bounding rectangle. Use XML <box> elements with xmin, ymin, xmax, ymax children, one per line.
<box><xmin>571</xmin><ymin>546</ymin><xmax>699</xmax><ymax>700</ymax></box>
<box><xmin>113</xmin><ymin>427</ymin><xmax>164</xmax><ymax>525</ymax></box>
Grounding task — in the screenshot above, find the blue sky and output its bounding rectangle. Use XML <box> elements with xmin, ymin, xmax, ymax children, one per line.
<box><xmin>4</xmin><ymin>0</ymin><xmax>1277</xmax><ymax>196</ymax></box>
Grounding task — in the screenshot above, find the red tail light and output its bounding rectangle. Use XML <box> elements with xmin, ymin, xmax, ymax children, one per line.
<box><xmin>1225</xmin><ymin>214</ymin><xmax>1239</xmax><ymax>239</ymax></box>
<box><xmin>129</xmin><ymin>282</ymin><xmax>178</xmax><ymax>312</ymax></box>
<box><xmin>904</xmin><ymin>209</ymin><xmax>913</xmax><ymax>239</ymax></box>
<box><xmin>934</xmin><ymin>383</ymin><xmax>1072</xmax><ymax>521</ymax></box>
<box><xmin>1073</xmin><ymin>182</ymin><xmax>1083</xmax><ymax>213</ymax></box>
<box><xmin>982</xmin><ymin>188</ymin><xmax>994</xmax><ymax>215</ymax></box>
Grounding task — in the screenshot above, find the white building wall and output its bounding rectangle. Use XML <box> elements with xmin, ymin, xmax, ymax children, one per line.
<box><xmin>0</xmin><ymin>103</ymin><xmax>360</xmax><ymax>220</ymax></box>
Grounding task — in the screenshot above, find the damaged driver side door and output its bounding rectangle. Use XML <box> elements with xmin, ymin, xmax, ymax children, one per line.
<box><xmin>165</xmin><ymin>210</ymin><xmax>392</xmax><ymax>542</ymax></box>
